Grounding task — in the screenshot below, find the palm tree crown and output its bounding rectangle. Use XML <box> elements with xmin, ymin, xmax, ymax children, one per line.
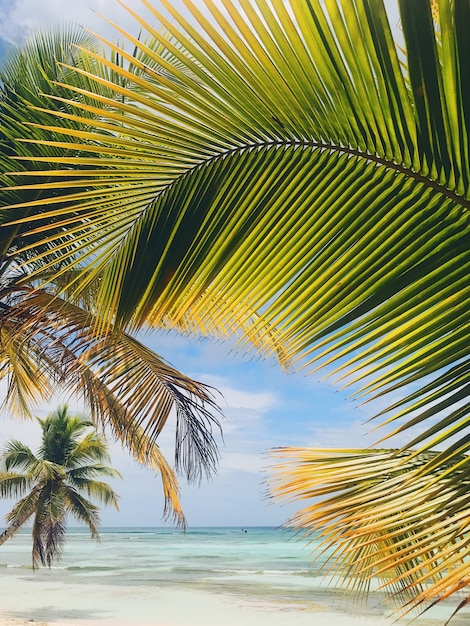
<box><xmin>0</xmin><ymin>405</ymin><xmax>120</xmax><ymax>568</ymax></box>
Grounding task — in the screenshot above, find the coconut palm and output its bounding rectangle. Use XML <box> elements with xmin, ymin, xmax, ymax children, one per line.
<box><xmin>0</xmin><ymin>28</ymin><xmax>225</xmax><ymax>526</ymax></box>
<box><xmin>1</xmin><ymin>0</ymin><xmax>469</xmax><ymax>618</ymax></box>
<box><xmin>0</xmin><ymin>405</ymin><xmax>120</xmax><ymax>568</ymax></box>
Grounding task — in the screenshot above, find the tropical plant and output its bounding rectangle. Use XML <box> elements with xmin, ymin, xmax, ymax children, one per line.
<box><xmin>1</xmin><ymin>0</ymin><xmax>469</xmax><ymax>619</ymax></box>
<box><xmin>0</xmin><ymin>405</ymin><xmax>120</xmax><ymax>568</ymax></box>
<box><xmin>0</xmin><ymin>28</ymin><xmax>225</xmax><ymax>526</ymax></box>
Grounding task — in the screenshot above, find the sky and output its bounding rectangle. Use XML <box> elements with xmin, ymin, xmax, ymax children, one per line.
<box><xmin>0</xmin><ymin>0</ymin><xmax>404</xmax><ymax>529</ymax></box>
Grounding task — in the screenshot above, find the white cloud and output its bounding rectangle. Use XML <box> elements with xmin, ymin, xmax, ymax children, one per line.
<box><xmin>219</xmin><ymin>451</ymin><xmax>264</xmax><ymax>474</ymax></box>
<box><xmin>208</xmin><ymin>377</ymin><xmax>277</xmax><ymax>413</ymax></box>
<box><xmin>0</xmin><ymin>0</ymin><xmax>163</xmax><ymax>45</ymax></box>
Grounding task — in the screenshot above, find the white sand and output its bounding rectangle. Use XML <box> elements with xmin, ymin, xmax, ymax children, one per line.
<box><xmin>0</xmin><ymin>603</ymin><xmax>448</xmax><ymax>626</ymax></box>
<box><xmin>0</xmin><ymin>622</ymin><xmax>47</xmax><ymax>626</ymax></box>
<box><xmin>0</xmin><ymin>566</ymin><xmax>468</xmax><ymax>626</ymax></box>
<box><xmin>0</xmin><ymin>587</ymin><xmax>386</xmax><ymax>626</ymax></box>
<box><xmin>0</xmin><ymin>584</ymin><xmax>467</xmax><ymax>626</ymax></box>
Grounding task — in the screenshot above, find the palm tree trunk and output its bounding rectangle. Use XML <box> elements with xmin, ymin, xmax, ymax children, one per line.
<box><xmin>0</xmin><ymin>514</ymin><xmax>29</xmax><ymax>545</ymax></box>
<box><xmin>0</xmin><ymin>483</ymin><xmax>41</xmax><ymax>546</ymax></box>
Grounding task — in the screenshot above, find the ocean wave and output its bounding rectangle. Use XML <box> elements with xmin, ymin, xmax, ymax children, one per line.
<box><xmin>169</xmin><ymin>567</ymin><xmax>312</xmax><ymax>576</ymax></box>
<box><xmin>66</xmin><ymin>565</ymin><xmax>122</xmax><ymax>572</ymax></box>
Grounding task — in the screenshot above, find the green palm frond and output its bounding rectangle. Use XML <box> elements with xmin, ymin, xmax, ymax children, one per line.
<box><xmin>0</xmin><ymin>472</ymin><xmax>29</xmax><ymax>499</ymax></box>
<box><xmin>2</xmin><ymin>0</ymin><xmax>466</xmax><ymax>441</ymax></box>
<box><xmin>38</xmin><ymin>405</ymin><xmax>87</xmax><ymax>463</ymax></box>
<box><xmin>1</xmin><ymin>440</ymin><xmax>36</xmax><ymax>471</ymax></box>
<box><xmin>31</xmin><ymin>484</ymin><xmax>67</xmax><ymax>568</ymax></box>
<box><xmin>68</xmin><ymin>479</ymin><xmax>119</xmax><ymax>509</ymax></box>
<box><xmin>66</xmin><ymin>433</ymin><xmax>113</xmax><ymax>467</ymax></box>
<box><xmin>4</xmin><ymin>483</ymin><xmax>41</xmax><ymax>526</ymax></box>
<box><xmin>29</xmin><ymin>459</ymin><xmax>66</xmax><ymax>482</ymax></box>
<box><xmin>68</xmin><ymin>464</ymin><xmax>122</xmax><ymax>481</ymax></box>
<box><xmin>0</xmin><ymin>28</ymin><xmax>116</xmax><ymax>264</ymax></box>
<box><xmin>65</xmin><ymin>487</ymin><xmax>100</xmax><ymax>537</ymax></box>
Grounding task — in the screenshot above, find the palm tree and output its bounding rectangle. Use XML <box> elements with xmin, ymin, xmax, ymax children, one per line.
<box><xmin>0</xmin><ymin>405</ymin><xmax>120</xmax><ymax>568</ymax></box>
<box><xmin>0</xmin><ymin>29</ymin><xmax>225</xmax><ymax>526</ymax></box>
<box><xmin>1</xmin><ymin>0</ymin><xmax>468</xmax><ymax>618</ymax></box>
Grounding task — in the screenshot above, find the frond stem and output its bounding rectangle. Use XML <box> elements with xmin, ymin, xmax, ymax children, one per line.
<box><xmin>177</xmin><ymin>140</ymin><xmax>470</xmax><ymax>212</ymax></box>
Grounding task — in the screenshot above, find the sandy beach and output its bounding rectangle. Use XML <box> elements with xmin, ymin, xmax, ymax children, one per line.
<box><xmin>0</xmin><ymin>584</ymin><xmax>468</xmax><ymax>626</ymax></box>
<box><xmin>0</xmin><ymin>622</ymin><xmax>46</xmax><ymax>626</ymax></box>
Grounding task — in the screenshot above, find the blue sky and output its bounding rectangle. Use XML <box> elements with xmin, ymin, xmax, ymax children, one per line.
<box><xmin>0</xmin><ymin>330</ymin><xmax>383</xmax><ymax>527</ymax></box>
<box><xmin>0</xmin><ymin>0</ymin><xmax>403</xmax><ymax>528</ymax></box>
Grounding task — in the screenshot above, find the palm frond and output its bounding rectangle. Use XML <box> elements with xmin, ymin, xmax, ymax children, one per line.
<box><xmin>0</xmin><ymin>321</ymin><xmax>53</xmax><ymax>417</ymax></box>
<box><xmin>4</xmin><ymin>286</ymin><xmax>221</xmax><ymax>482</ymax></box>
<box><xmin>270</xmin><ymin>447</ymin><xmax>470</xmax><ymax>616</ymax></box>
<box><xmin>1</xmin><ymin>0</ymin><xmax>466</xmax><ymax>447</ymax></box>
<box><xmin>0</xmin><ymin>472</ymin><xmax>29</xmax><ymax>499</ymax></box>
<box><xmin>66</xmin><ymin>432</ymin><xmax>113</xmax><ymax>467</ymax></box>
<box><xmin>132</xmin><ymin>432</ymin><xmax>186</xmax><ymax>528</ymax></box>
<box><xmin>67</xmin><ymin>478</ymin><xmax>119</xmax><ymax>509</ymax></box>
<box><xmin>67</xmin><ymin>463</ymin><xmax>122</xmax><ymax>481</ymax></box>
<box><xmin>4</xmin><ymin>482</ymin><xmax>41</xmax><ymax>527</ymax></box>
<box><xmin>64</xmin><ymin>487</ymin><xmax>101</xmax><ymax>538</ymax></box>
<box><xmin>1</xmin><ymin>440</ymin><xmax>37</xmax><ymax>471</ymax></box>
<box><xmin>31</xmin><ymin>484</ymin><xmax>67</xmax><ymax>568</ymax></box>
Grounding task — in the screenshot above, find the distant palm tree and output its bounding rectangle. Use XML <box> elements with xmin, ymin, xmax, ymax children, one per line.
<box><xmin>0</xmin><ymin>405</ymin><xmax>120</xmax><ymax>568</ymax></box>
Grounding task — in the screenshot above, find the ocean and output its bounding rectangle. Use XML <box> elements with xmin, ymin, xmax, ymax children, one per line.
<box><xmin>0</xmin><ymin>527</ymin><xmax>468</xmax><ymax>626</ymax></box>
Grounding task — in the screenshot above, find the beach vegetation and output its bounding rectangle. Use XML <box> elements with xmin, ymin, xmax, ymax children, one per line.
<box><xmin>0</xmin><ymin>28</ymin><xmax>223</xmax><ymax>526</ymax></box>
<box><xmin>0</xmin><ymin>405</ymin><xmax>120</xmax><ymax>568</ymax></box>
<box><xmin>0</xmin><ymin>0</ymin><xmax>468</xmax><ymax>619</ymax></box>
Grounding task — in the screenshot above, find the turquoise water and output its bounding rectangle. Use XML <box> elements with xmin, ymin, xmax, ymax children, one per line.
<box><xmin>0</xmin><ymin>527</ymin><xmax>468</xmax><ymax>625</ymax></box>
<box><xmin>1</xmin><ymin>527</ymin><xmax>323</xmax><ymax>600</ymax></box>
